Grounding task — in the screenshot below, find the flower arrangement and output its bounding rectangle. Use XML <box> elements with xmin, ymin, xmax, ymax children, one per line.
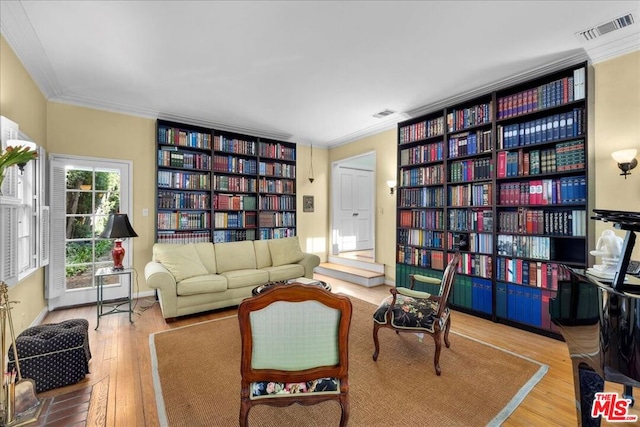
<box><xmin>0</xmin><ymin>145</ymin><xmax>38</xmax><ymax>190</ymax></box>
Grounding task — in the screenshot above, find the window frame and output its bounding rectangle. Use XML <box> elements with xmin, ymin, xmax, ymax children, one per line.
<box><xmin>0</xmin><ymin>116</ymin><xmax>49</xmax><ymax>286</ymax></box>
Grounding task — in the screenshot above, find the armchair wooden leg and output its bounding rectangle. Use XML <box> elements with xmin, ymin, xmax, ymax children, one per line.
<box><xmin>239</xmin><ymin>401</ymin><xmax>250</xmax><ymax>427</ymax></box>
<box><xmin>444</xmin><ymin>317</ymin><xmax>452</xmax><ymax>348</ymax></box>
<box><xmin>432</xmin><ymin>333</ymin><xmax>442</xmax><ymax>376</ymax></box>
<box><xmin>339</xmin><ymin>394</ymin><xmax>349</xmax><ymax>427</ymax></box>
<box><xmin>372</xmin><ymin>323</ymin><xmax>381</xmax><ymax>361</ymax></box>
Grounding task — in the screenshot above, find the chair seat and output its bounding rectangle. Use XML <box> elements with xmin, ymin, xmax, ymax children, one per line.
<box><xmin>373</xmin><ymin>293</ymin><xmax>449</xmax><ymax>333</ymax></box>
<box><xmin>250</xmin><ymin>378</ymin><xmax>339</xmax><ymax>400</ymax></box>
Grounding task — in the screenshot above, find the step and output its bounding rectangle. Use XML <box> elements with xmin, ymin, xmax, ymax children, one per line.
<box><xmin>327</xmin><ymin>255</ymin><xmax>385</xmax><ymax>274</ymax></box>
<box><xmin>314</xmin><ymin>262</ymin><xmax>386</xmax><ymax>288</ymax></box>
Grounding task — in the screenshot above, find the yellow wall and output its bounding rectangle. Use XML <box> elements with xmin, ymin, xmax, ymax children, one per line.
<box><xmin>328</xmin><ymin>129</ymin><xmax>398</xmax><ymax>281</ymax></box>
<box><xmin>295</xmin><ymin>144</ymin><xmax>330</xmax><ymax>259</ymax></box>
<box><xmin>0</xmin><ymin>36</ymin><xmax>48</xmax><ymax>333</ymax></box>
<box><xmin>593</xmin><ymin>51</ymin><xmax>640</xmax><ymax>259</ymax></box>
<box><xmin>46</xmin><ymin>103</ymin><xmax>157</xmax><ymax>291</ymax></box>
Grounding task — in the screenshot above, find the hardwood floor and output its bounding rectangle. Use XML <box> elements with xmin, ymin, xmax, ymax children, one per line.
<box><xmin>34</xmin><ymin>273</ymin><xmax>638</xmax><ymax>426</ymax></box>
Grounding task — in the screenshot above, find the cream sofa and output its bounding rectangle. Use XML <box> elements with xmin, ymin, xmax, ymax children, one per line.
<box><xmin>144</xmin><ymin>237</ymin><xmax>320</xmax><ymax>321</ymax></box>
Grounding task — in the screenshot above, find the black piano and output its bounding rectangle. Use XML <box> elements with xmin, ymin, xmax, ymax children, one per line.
<box><xmin>550</xmin><ymin>209</ymin><xmax>640</xmax><ymax>426</ymax></box>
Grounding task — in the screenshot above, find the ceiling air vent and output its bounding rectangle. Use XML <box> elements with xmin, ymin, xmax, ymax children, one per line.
<box><xmin>577</xmin><ymin>12</ymin><xmax>636</xmax><ymax>42</ymax></box>
<box><xmin>372</xmin><ymin>109</ymin><xmax>397</xmax><ymax>119</ymax></box>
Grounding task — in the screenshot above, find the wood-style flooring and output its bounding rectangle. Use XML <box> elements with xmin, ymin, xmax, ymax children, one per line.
<box><xmin>30</xmin><ymin>273</ymin><xmax>639</xmax><ymax>426</ymax></box>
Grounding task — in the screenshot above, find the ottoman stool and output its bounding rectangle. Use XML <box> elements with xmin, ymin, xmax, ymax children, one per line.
<box><xmin>8</xmin><ymin>319</ymin><xmax>92</xmax><ymax>393</ymax></box>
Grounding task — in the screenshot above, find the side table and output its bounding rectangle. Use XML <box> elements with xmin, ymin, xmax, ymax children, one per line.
<box><xmin>94</xmin><ymin>267</ymin><xmax>134</xmax><ymax>330</ymax></box>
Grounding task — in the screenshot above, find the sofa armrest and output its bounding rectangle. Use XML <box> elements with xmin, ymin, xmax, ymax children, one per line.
<box><xmin>144</xmin><ymin>261</ymin><xmax>178</xmax><ymax>319</ymax></box>
<box><xmin>297</xmin><ymin>253</ymin><xmax>321</xmax><ymax>279</ymax></box>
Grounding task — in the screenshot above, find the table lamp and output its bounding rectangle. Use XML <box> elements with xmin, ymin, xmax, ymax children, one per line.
<box><xmin>99</xmin><ymin>213</ymin><xmax>138</xmax><ymax>271</ymax></box>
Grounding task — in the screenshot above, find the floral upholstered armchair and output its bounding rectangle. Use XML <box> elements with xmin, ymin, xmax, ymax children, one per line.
<box><xmin>372</xmin><ymin>251</ymin><xmax>462</xmax><ymax>376</ymax></box>
<box><xmin>238</xmin><ymin>283</ymin><xmax>352</xmax><ymax>426</ymax></box>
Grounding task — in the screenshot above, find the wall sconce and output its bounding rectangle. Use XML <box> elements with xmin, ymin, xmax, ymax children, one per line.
<box><xmin>308</xmin><ymin>143</ymin><xmax>315</xmax><ymax>183</ymax></box>
<box><xmin>386</xmin><ymin>180</ymin><xmax>397</xmax><ymax>195</ymax></box>
<box><xmin>611</xmin><ymin>149</ymin><xmax>638</xmax><ymax>179</ymax></box>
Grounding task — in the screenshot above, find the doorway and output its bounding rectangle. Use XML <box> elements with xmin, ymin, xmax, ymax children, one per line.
<box><xmin>47</xmin><ymin>155</ymin><xmax>133</xmax><ymax>310</ymax></box>
<box><xmin>331</xmin><ymin>152</ymin><xmax>375</xmax><ymax>262</ymax></box>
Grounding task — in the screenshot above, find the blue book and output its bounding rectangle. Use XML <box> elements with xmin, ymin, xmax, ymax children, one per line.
<box><xmin>559</xmin><ymin>113</ymin><xmax>567</xmax><ymax>139</ymax></box>
<box><xmin>515</xmin><ymin>286</ymin><xmax>525</xmax><ymax>322</ymax></box>
<box><xmin>507</xmin><ymin>284</ymin><xmax>517</xmax><ymax>321</ymax></box>
<box><xmin>472</xmin><ymin>279</ymin><xmax>481</xmax><ymax>312</ymax></box>
<box><xmin>483</xmin><ymin>279</ymin><xmax>493</xmax><ymax>315</ymax></box>
<box><xmin>521</xmin><ymin>286</ymin><xmax>532</xmax><ymax>324</ymax></box>
<box><xmin>579</xmin><ymin>176</ymin><xmax>587</xmax><ymax>202</ymax></box>
<box><xmin>535</xmin><ymin>119</ymin><xmax>542</xmax><ymax>143</ymax></box>
<box><xmin>518</xmin><ymin>123</ymin><xmax>525</xmax><ymax>147</ymax></box>
<box><xmin>552</xmin><ymin>114</ymin><xmax>560</xmax><ymax>140</ymax></box>
<box><xmin>497</xmin><ymin>282</ymin><xmax>508</xmax><ymax>318</ymax></box>
<box><xmin>522</xmin><ymin>261</ymin><xmax>530</xmax><ymax>285</ymax></box>
<box><xmin>530</xmin><ymin>288</ymin><xmax>542</xmax><ymax>327</ymax></box>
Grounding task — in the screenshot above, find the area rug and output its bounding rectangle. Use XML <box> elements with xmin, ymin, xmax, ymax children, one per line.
<box><xmin>150</xmin><ymin>297</ymin><xmax>547</xmax><ymax>426</ymax></box>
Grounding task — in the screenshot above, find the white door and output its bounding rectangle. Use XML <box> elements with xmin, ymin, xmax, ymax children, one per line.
<box><xmin>47</xmin><ymin>155</ymin><xmax>133</xmax><ymax>310</ymax></box>
<box><xmin>335</xmin><ymin>167</ymin><xmax>373</xmax><ymax>252</ymax></box>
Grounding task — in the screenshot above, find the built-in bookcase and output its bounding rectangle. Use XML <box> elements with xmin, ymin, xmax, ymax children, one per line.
<box><xmin>395</xmin><ymin>62</ymin><xmax>589</xmax><ymax>337</ymax></box>
<box><xmin>156</xmin><ymin>121</ymin><xmax>213</xmax><ymax>244</ymax></box>
<box><xmin>155</xmin><ymin>120</ymin><xmax>296</xmax><ymax>244</ymax></box>
<box><xmin>257</xmin><ymin>138</ymin><xmax>297</xmax><ymax>239</ymax></box>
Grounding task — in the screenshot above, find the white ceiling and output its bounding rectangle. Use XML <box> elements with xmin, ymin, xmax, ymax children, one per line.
<box><xmin>1</xmin><ymin>1</ymin><xmax>639</xmax><ymax>147</ymax></box>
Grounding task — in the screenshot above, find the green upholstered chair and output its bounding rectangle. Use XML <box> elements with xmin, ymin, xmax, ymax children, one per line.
<box><xmin>238</xmin><ymin>283</ymin><xmax>352</xmax><ymax>427</ymax></box>
<box><xmin>372</xmin><ymin>251</ymin><xmax>461</xmax><ymax>376</ymax></box>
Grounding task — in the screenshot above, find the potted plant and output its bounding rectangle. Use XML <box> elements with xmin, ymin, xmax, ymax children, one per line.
<box><xmin>0</xmin><ymin>144</ymin><xmax>38</xmax><ymax>191</ymax></box>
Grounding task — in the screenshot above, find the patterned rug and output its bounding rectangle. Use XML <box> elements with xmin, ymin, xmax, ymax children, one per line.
<box><xmin>150</xmin><ymin>297</ymin><xmax>548</xmax><ymax>426</ymax></box>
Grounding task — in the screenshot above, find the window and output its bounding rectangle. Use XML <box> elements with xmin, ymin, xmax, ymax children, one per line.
<box><xmin>0</xmin><ymin>116</ymin><xmax>49</xmax><ymax>286</ymax></box>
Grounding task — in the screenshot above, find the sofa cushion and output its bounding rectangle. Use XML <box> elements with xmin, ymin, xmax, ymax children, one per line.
<box><xmin>268</xmin><ymin>237</ymin><xmax>304</xmax><ymax>267</ymax></box>
<box><xmin>192</xmin><ymin>242</ymin><xmax>217</xmax><ymax>274</ymax></box>
<box><xmin>177</xmin><ymin>274</ymin><xmax>228</xmax><ymax>296</ymax></box>
<box><xmin>221</xmin><ymin>269</ymin><xmax>269</xmax><ymax>289</ymax></box>
<box><xmin>254</xmin><ymin>240</ymin><xmax>272</xmax><ymax>269</ymax></box>
<box><xmin>154</xmin><ymin>244</ymin><xmax>209</xmax><ymax>282</ymax></box>
<box><xmin>215</xmin><ymin>241</ymin><xmax>257</xmax><ymax>273</ymax></box>
<box><xmin>264</xmin><ymin>264</ymin><xmax>305</xmax><ymax>282</ymax></box>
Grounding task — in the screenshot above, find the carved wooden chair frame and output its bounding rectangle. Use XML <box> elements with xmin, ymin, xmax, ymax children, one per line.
<box><xmin>238</xmin><ymin>283</ymin><xmax>352</xmax><ymax>426</ymax></box>
<box><xmin>372</xmin><ymin>252</ymin><xmax>461</xmax><ymax>375</ymax></box>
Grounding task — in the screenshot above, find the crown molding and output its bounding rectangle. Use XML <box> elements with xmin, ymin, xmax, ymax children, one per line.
<box><xmin>0</xmin><ymin>1</ymin><xmax>62</xmax><ymax>98</ymax></box>
<box><xmin>2</xmin><ymin>2</ymin><xmax>637</xmax><ymax>149</ymax></box>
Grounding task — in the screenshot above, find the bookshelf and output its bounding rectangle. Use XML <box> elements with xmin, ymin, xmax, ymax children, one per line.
<box><xmin>155</xmin><ymin>120</ymin><xmax>296</xmax><ymax>244</ymax></box>
<box><xmin>156</xmin><ymin>121</ymin><xmax>213</xmax><ymax>244</ymax></box>
<box><xmin>395</xmin><ymin>62</ymin><xmax>589</xmax><ymax>336</ymax></box>
<box><xmin>257</xmin><ymin>138</ymin><xmax>297</xmax><ymax>239</ymax></box>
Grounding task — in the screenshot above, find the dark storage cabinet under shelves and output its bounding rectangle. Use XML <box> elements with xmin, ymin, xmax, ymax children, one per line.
<box><xmin>395</xmin><ymin>62</ymin><xmax>589</xmax><ymax>337</ymax></box>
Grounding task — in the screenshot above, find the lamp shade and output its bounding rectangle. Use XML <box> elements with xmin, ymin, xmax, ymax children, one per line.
<box><xmin>100</xmin><ymin>213</ymin><xmax>138</xmax><ymax>239</ymax></box>
<box><xmin>611</xmin><ymin>149</ymin><xmax>637</xmax><ymax>163</ymax></box>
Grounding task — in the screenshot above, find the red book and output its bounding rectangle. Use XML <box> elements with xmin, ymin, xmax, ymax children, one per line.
<box><xmin>516</xmin><ymin>259</ymin><xmax>523</xmax><ymax>284</ymax></box>
<box><xmin>541</xmin><ymin>263</ymin><xmax>548</xmax><ymax>289</ymax></box>
<box><xmin>526</xmin><ymin>209</ymin><xmax>534</xmax><ymax>234</ymax></box>
<box><xmin>497</xmin><ymin>151</ymin><xmax>507</xmax><ymax>178</ymax></box>
<box><xmin>541</xmin><ymin>290</ymin><xmax>551</xmax><ymax>329</ymax></box>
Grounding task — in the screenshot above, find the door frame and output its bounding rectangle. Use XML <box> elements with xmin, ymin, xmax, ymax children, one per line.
<box><xmin>47</xmin><ymin>154</ymin><xmax>134</xmax><ymax>311</ymax></box>
<box><xmin>330</xmin><ymin>151</ymin><xmax>376</xmax><ymax>257</ymax></box>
